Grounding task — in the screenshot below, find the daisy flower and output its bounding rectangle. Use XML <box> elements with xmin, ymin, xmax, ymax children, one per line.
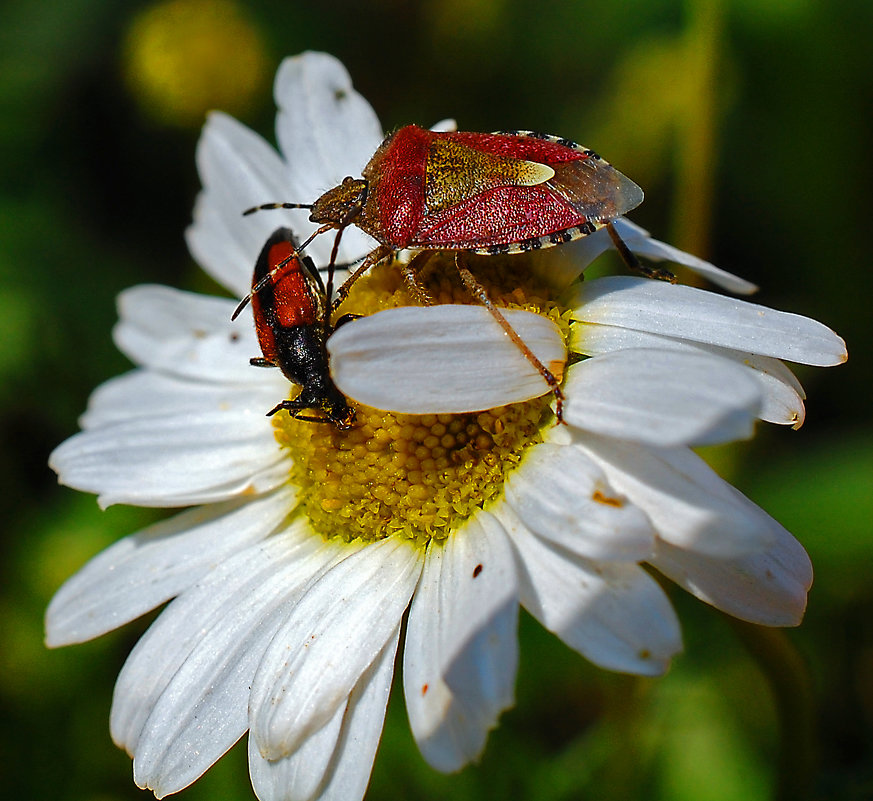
<box><xmin>46</xmin><ymin>51</ymin><xmax>847</xmax><ymax>801</ymax></box>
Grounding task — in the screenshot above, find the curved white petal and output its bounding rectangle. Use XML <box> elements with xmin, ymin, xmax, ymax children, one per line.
<box><xmin>650</xmin><ymin>526</ymin><xmax>813</xmax><ymax>626</ymax></box>
<box><xmin>576</xmin><ymin>433</ymin><xmax>785</xmax><ymax>558</ymax></box>
<box><xmin>186</xmin><ymin>112</ymin><xmax>298</xmax><ymax>296</ymax></box>
<box><xmin>250</xmin><ymin>538</ymin><xmax>422</xmax><ymax>760</ymax></box>
<box><xmin>571</xmin><ymin>321</ymin><xmax>807</xmax><ymax>427</ymax></box>
<box><xmin>250</xmin><ymin>627</ymin><xmax>399</xmax><ymax>801</ymax></box>
<box><xmin>49</xmin><ymin>408</ymin><xmax>284</xmax><ymax>508</ymax></box>
<box><xmin>569</xmin><ymin>276</ymin><xmax>847</xmax><ymax>366</ymax></box>
<box><xmin>249</xmin><ymin>702</ymin><xmax>347</xmax><ymax>801</ymax></box>
<box><xmin>313</xmin><ymin>627</ymin><xmax>398</xmax><ymax>801</ymax></box>
<box><xmin>113</xmin><ymin>285</ymin><xmax>270</xmax><ymax>384</ymax></box>
<box><xmin>610</xmin><ymin>218</ymin><xmax>759</xmax><ymax>294</ymax></box>
<box><xmin>430</xmin><ymin>118</ymin><xmax>458</xmax><ymax>133</ymax></box>
<box><xmin>122</xmin><ymin>531</ymin><xmax>347</xmax><ymax>796</ymax></box>
<box><xmin>558</xmin><ymin>218</ymin><xmax>757</xmax><ymax>294</ymax></box>
<box><xmin>403</xmin><ymin>512</ymin><xmax>518</xmax><ymax>773</ymax></box>
<box><xmin>563</xmin><ymin>349</ymin><xmax>761</xmax><ymax>447</ymax></box>
<box><xmin>45</xmin><ymin>487</ymin><xmax>294</xmax><ymax>646</ymax></box>
<box><xmin>329</xmin><ymin>305</ymin><xmax>566</xmax><ymax>413</ymax></box>
<box><xmin>503</xmin><ymin>443</ymin><xmax>655</xmax><ymax>561</ymax></box>
<box><xmin>498</xmin><ymin>507</ymin><xmax>681</xmax><ymax>675</ymax></box>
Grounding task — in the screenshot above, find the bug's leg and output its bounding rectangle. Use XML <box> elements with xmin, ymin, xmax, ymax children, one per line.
<box><xmin>399</xmin><ymin>252</ymin><xmax>438</xmax><ymax>306</ymax></box>
<box><xmin>323</xmin><ymin>228</ymin><xmax>345</xmax><ymax>333</ymax></box>
<box><xmin>249</xmin><ymin>357</ymin><xmax>276</xmax><ymax>368</ymax></box>
<box><xmin>455</xmin><ymin>253</ymin><xmax>566</xmax><ymax>424</ymax></box>
<box><xmin>330</xmin><ymin>245</ymin><xmax>394</xmax><ymax>312</ymax></box>
<box><xmin>606</xmin><ymin>222</ymin><xmax>676</xmax><ymax>283</ymax></box>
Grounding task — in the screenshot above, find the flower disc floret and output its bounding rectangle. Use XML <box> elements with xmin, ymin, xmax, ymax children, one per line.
<box><xmin>275</xmin><ymin>260</ymin><xmax>571</xmax><ymax>544</ymax></box>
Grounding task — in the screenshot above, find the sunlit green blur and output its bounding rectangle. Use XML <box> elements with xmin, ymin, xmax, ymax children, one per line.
<box><xmin>2</xmin><ymin>0</ymin><xmax>870</xmax><ymax>799</ymax></box>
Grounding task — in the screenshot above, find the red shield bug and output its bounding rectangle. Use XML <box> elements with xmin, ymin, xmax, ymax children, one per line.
<box><xmin>244</xmin><ymin>125</ymin><xmax>672</xmax><ymax>420</ymax></box>
<box><xmin>233</xmin><ymin>227</ymin><xmax>356</xmax><ymax>429</ymax></box>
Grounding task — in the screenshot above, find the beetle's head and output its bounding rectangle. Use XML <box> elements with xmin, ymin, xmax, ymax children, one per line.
<box><xmin>288</xmin><ymin>379</ymin><xmax>357</xmax><ymax>431</ymax></box>
<box><xmin>310</xmin><ymin>177</ymin><xmax>368</xmax><ymax>229</ymax></box>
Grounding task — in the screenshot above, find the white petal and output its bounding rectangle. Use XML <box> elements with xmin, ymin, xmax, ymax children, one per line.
<box><xmin>273</xmin><ymin>52</ymin><xmax>382</xmax><ymax>266</ymax></box>
<box><xmin>569</xmin><ymin>276</ymin><xmax>847</xmax><ymax>366</ymax></box>
<box><xmin>250</xmin><ymin>538</ymin><xmax>422</xmax><ymax>760</ymax></box>
<box><xmin>498</xmin><ymin>507</ymin><xmax>681</xmax><ymax>675</ymax></box>
<box><xmin>111</xmin><ymin>526</ymin><xmax>314</xmax><ymax>751</ymax></box>
<box><xmin>329</xmin><ymin>305</ymin><xmax>566</xmax><ymax>413</ymax></box>
<box><xmin>45</xmin><ymin>487</ymin><xmax>294</xmax><ymax>646</ymax></box>
<box><xmin>576</xmin><ymin>433</ymin><xmax>785</xmax><ymax>557</ymax></box>
<box><xmin>49</xmin><ymin>408</ymin><xmax>284</xmax><ymax>508</ymax></box>
<box><xmin>314</xmin><ymin>628</ymin><xmax>398</xmax><ymax>801</ymax></box>
<box><xmin>249</xmin><ymin>627</ymin><xmax>399</xmax><ymax>801</ymax></box>
<box><xmin>123</xmin><ymin>532</ymin><xmax>348</xmax><ymax>796</ymax></box>
<box><xmin>610</xmin><ymin>218</ymin><xmax>759</xmax><ymax>294</ymax></box>
<box><xmin>249</xmin><ymin>702</ymin><xmax>347</xmax><ymax>801</ymax></box>
<box><xmin>186</xmin><ymin>111</ymin><xmax>298</xmax><ymax>296</ymax></box>
<box><xmin>430</xmin><ymin>118</ymin><xmax>458</xmax><ymax>132</ymax></box>
<box><xmin>403</xmin><ymin>512</ymin><xmax>519</xmax><ymax>773</ymax></box>
<box><xmin>80</xmin><ymin>369</ymin><xmax>284</xmax><ymax>430</ymax></box>
<box><xmin>571</xmin><ymin>321</ymin><xmax>807</xmax><ymax>427</ymax></box>
<box><xmin>274</xmin><ymin>52</ymin><xmax>382</xmax><ymax>201</ymax></box>
<box><xmin>650</xmin><ymin>526</ymin><xmax>813</xmax><ymax>626</ymax></box>
<box><xmin>113</xmin><ymin>284</ymin><xmax>268</xmax><ymax>383</ymax></box>
<box><xmin>557</xmin><ymin>218</ymin><xmax>757</xmax><ymax>294</ymax></box>
<box><xmin>563</xmin><ymin>349</ymin><xmax>761</xmax><ymax>447</ymax></box>
<box><xmin>503</xmin><ymin>443</ymin><xmax>655</xmax><ymax>561</ymax></box>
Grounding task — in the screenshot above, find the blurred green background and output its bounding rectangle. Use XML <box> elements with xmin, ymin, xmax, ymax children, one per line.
<box><xmin>2</xmin><ymin>0</ymin><xmax>871</xmax><ymax>799</ymax></box>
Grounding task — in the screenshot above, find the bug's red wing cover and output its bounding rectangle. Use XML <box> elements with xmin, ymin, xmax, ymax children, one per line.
<box><xmin>415</xmin><ymin>185</ymin><xmax>585</xmax><ymax>247</ymax></box>
<box><xmin>411</xmin><ymin>130</ymin><xmax>643</xmax><ymax>248</ymax></box>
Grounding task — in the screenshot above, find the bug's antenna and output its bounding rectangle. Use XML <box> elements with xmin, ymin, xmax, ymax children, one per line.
<box><xmin>231</xmin><ymin>223</ymin><xmax>336</xmax><ymax>321</ymax></box>
<box><xmin>243</xmin><ymin>202</ymin><xmax>314</xmax><ymax>216</ymax></box>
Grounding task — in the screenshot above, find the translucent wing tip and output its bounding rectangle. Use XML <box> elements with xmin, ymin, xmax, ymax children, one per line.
<box><xmin>612</xmin><ymin>168</ymin><xmax>644</xmax><ymax>217</ymax></box>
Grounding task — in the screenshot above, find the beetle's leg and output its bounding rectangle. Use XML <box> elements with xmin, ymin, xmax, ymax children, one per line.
<box><xmin>455</xmin><ymin>253</ymin><xmax>565</xmax><ymax>424</ymax></box>
<box><xmin>249</xmin><ymin>357</ymin><xmax>276</xmax><ymax>368</ymax></box>
<box><xmin>606</xmin><ymin>222</ymin><xmax>676</xmax><ymax>283</ymax></box>
<box><xmin>266</xmin><ymin>399</ymin><xmax>321</xmax><ymax>419</ymax></box>
<box><xmin>333</xmin><ymin>313</ymin><xmax>362</xmax><ymax>330</ymax></box>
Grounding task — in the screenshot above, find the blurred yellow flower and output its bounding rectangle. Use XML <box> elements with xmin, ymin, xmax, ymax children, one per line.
<box><xmin>123</xmin><ymin>0</ymin><xmax>270</xmax><ymax>127</ymax></box>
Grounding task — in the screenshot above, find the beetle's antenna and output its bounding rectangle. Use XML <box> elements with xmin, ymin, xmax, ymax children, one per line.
<box><xmin>243</xmin><ymin>202</ymin><xmax>314</xmax><ymax>216</ymax></box>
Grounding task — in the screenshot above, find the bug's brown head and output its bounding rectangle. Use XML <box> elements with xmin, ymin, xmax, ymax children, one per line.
<box><xmin>310</xmin><ymin>177</ymin><xmax>368</xmax><ymax>229</ymax></box>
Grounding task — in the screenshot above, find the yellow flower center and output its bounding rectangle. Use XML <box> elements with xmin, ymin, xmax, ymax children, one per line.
<box><xmin>273</xmin><ymin>255</ymin><xmax>572</xmax><ymax>544</ymax></box>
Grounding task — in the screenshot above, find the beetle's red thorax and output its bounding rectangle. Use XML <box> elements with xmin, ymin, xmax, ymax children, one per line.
<box><xmin>252</xmin><ymin>241</ymin><xmax>319</xmax><ymax>362</ymax></box>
